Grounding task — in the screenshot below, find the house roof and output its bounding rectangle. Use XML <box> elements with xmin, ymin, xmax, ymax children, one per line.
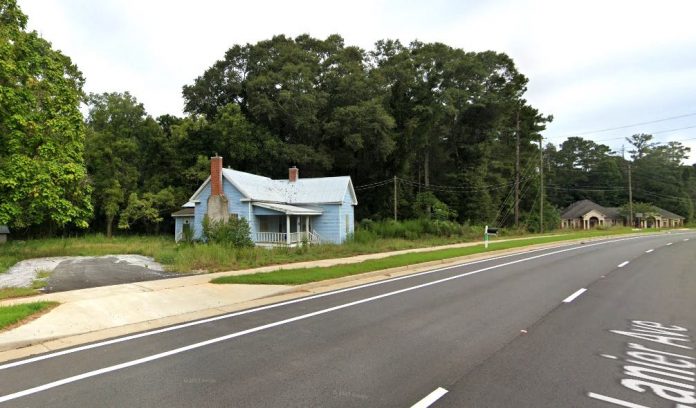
<box><xmin>561</xmin><ymin>199</ymin><xmax>684</xmax><ymax>220</ymax></box>
<box><xmin>0</xmin><ymin>225</ymin><xmax>8</xmax><ymax>234</ymax></box>
<box><xmin>253</xmin><ymin>202</ymin><xmax>323</xmax><ymax>215</ymax></box>
<box><xmin>171</xmin><ymin>208</ymin><xmax>195</xmax><ymax>217</ymax></box>
<box><xmin>185</xmin><ymin>169</ymin><xmax>358</xmax><ymax>206</ymax></box>
<box><xmin>656</xmin><ymin>207</ymin><xmax>685</xmax><ymax>219</ymax></box>
<box><xmin>560</xmin><ymin>199</ymin><xmax>622</xmax><ymax>220</ymax></box>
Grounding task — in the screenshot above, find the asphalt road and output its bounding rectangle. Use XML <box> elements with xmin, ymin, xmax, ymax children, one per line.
<box><xmin>1</xmin><ymin>231</ymin><xmax>694</xmax><ymax>407</ymax></box>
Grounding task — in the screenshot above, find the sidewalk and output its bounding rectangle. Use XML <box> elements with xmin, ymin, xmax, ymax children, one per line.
<box><xmin>0</xmin><ymin>233</ymin><xmax>638</xmax><ymax>363</ymax></box>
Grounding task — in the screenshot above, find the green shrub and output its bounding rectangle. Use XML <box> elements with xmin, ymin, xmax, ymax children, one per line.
<box><xmin>202</xmin><ymin>216</ymin><xmax>254</xmax><ymax>247</ymax></box>
<box><xmin>412</xmin><ymin>192</ymin><xmax>457</xmax><ymax>221</ymax></box>
<box><xmin>357</xmin><ymin>218</ymin><xmax>479</xmax><ymax>240</ymax></box>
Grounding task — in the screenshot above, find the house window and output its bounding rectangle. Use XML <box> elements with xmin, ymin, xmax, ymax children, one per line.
<box><xmin>229</xmin><ymin>213</ymin><xmax>239</xmax><ymax>219</ymax></box>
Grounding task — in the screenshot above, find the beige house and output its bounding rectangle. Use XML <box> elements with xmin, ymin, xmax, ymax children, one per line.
<box><xmin>560</xmin><ymin>199</ymin><xmax>685</xmax><ymax>229</ymax></box>
<box><xmin>560</xmin><ymin>200</ymin><xmax>623</xmax><ymax>229</ymax></box>
<box><xmin>634</xmin><ymin>208</ymin><xmax>685</xmax><ymax>228</ymax></box>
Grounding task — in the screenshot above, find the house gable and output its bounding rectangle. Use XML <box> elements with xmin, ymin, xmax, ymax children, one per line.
<box><xmin>192</xmin><ymin>178</ymin><xmax>252</xmax><ymax>239</ymax></box>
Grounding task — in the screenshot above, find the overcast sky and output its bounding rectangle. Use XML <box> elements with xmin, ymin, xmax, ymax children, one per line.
<box><xmin>18</xmin><ymin>0</ymin><xmax>696</xmax><ymax>163</ymax></box>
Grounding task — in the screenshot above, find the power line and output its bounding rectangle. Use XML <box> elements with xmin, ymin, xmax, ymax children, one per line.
<box><xmin>633</xmin><ymin>189</ymin><xmax>693</xmax><ymax>203</ymax></box>
<box><xmin>495</xmin><ymin>157</ymin><xmax>539</xmax><ymax>227</ymax></box>
<box><xmin>354</xmin><ymin>179</ymin><xmax>392</xmax><ymax>190</ymax></box>
<box><xmin>398</xmin><ymin>177</ymin><xmax>535</xmax><ymax>192</ymax></box>
<box><xmin>545</xmin><ymin>186</ymin><xmax>626</xmax><ymax>192</ymax></box>
<box><xmin>590</xmin><ymin>125</ymin><xmax>696</xmax><ymax>143</ymax></box>
<box><xmin>495</xmin><ymin>157</ymin><xmax>538</xmax><ymax>223</ymax></box>
<box><xmin>546</xmin><ymin>112</ymin><xmax>696</xmax><ymax>141</ymax></box>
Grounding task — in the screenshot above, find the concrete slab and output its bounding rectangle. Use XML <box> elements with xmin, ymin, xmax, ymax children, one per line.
<box><xmin>0</xmin><ymin>283</ymin><xmax>290</xmax><ymax>351</ymax></box>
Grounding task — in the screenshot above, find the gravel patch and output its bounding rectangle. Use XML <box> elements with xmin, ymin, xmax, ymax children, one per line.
<box><xmin>0</xmin><ymin>255</ymin><xmax>165</xmax><ymax>289</ymax></box>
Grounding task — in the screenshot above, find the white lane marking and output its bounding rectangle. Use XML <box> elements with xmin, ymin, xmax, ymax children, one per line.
<box><xmin>0</xmin><ymin>234</ymin><xmax>654</xmax><ymax>372</ymax></box>
<box><xmin>618</xmin><ymin>261</ymin><xmax>629</xmax><ymax>268</ymax></box>
<box><xmin>645</xmin><ymin>249</ymin><xmax>654</xmax><ymax>253</ymax></box>
<box><xmin>600</xmin><ymin>354</ymin><xmax>618</xmax><ymax>360</ymax></box>
<box><xmin>562</xmin><ymin>288</ymin><xmax>587</xmax><ymax>303</ymax></box>
<box><xmin>666</xmin><ymin>242</ymin><xmax>673</xmax><ymax>246</ymax></box>
<box><xmin>685</xmin><ymin>238</ymin><xmax>690</xmax><ymax>242</ymax></box>
<box><xmin>411</xmin><ymin>387</ymin><xmax>448</xmax><ymax>408</ymax></box>
<box><xmin>0</xmin><ymin>236</ymin><xmax>660</xmax><ymax>402</ymax></box>
<box><xmin>587</xmin><ymin>392</ymin><xmax>651</xmax><ymax>408</ymax></box>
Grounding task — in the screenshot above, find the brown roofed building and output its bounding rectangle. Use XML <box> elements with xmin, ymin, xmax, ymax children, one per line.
<box><xmin>560</xmin><ymin>199</ymin><xmax>685</xmax><ymax>229</ymax></box>
<box><xmin>560</xmin><ymin>199</ymin><xmax>624</xmax><ymax>229</ymax></box>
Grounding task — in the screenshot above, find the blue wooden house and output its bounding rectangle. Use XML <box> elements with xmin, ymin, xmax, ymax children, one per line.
<box><xmin>172</xmin><ymin>156</ymin><xmax>357</xmax><ymax>246</ymax></box>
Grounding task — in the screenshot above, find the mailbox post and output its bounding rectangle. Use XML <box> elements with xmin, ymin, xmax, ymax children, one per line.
<box><xmin>484</xmin><ymin>225</ymin><xmax>498</xmax><ymax>249</ymax></box>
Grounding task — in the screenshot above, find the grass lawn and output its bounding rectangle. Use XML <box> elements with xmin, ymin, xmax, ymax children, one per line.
<box><xmin>0</xmin><ymin>227</ymin><xmax>662</xmax><ymax>280</ymax></box>
<box><xmin>0</xmin><ymin>302</ymin><xmax>58</xmax><ymax>331</ymax></box>
<box><xmin>0</xmin><ymin>234</ymin><xmax>466</xmax><ymax>275</ymax></box>
<box><xmin>0</xmin><ymin>287</ymin><xmax>40</xmax><ymax>301</ymax></box>
<box><xmin>210</xmin><ymin>228</ymin><xmax>656</xmax><ymax>285</ymax></box>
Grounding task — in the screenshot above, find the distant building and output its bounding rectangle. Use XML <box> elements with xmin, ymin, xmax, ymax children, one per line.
<box><xmin>560</xmin><ymin>199</ymin><xmax>624</xmax><ymax>229</ymax></box>
<box><xmin>560</xmin><ymin>199</ymin><xmax>684</xmax><ymax>229</ymax></box>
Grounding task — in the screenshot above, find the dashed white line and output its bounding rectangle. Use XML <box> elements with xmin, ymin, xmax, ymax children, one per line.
<box><xmin>666</xmin><ymin>242</ymin><xmax>673</xmax><ymax>246</ymax></box>
<box><xmin>411</xmin><ymin>387</ymin><xmax>449</xmax><ymax>408</ymax></box>
<box><xmin>600</xmin><ymin>354</ymin><xmax>618</xmax><ymax>360</ymax></box>
<box><xmin>588</xmin><ymin>392</ymin><xmax>651</xmax><ymax>408</ymax></box>
<box><xmin>685</xmin><ymin>238</ymin><xmax>690</xmax><ymax>242</ymax></box>
<box><xmin>618</xmin><ymin>261</ymin><xmax>629</xmax><ymax>268</ymax></box>
<box><xmin>645</xmin><ymin>249</ymin><xmax>654</xmax><ymax>253</ymax></box>
<box><xmin>563</xmin><ymin>288</ymin><xmax>587</xmax><ymax>303</ymax></box>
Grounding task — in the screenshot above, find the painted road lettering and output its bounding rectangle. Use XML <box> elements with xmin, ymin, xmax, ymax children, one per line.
<box><xmin>588</xmin><ymin>320</ymin><xmax>695</xmax><ymax>407</ymax></box>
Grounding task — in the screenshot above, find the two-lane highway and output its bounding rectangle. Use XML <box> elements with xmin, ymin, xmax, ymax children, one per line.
<box><xmin>1</xmin><ymin>232</ymin><xmax>694</xmax><ymax>407</ymax></box>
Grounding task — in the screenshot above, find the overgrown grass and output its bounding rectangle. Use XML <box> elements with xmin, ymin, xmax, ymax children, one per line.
<box><xmin>0</xmin><ymin>233</ymin><xmax>480</xmax><ymax>274</ymax></box>
<box><xmin>30</xmin><ymin>269</ymin><xmax>52</xmax><ymax>290</ymax></box>
<box><xmin>0</xmin><ymin>287</ymin><xmax>39</xmax><ymax>300</ymax></box>
<box><xmin>211</xmin><ymin>227</ymin><xmax>656</xmax><ymax>285</ymax></box>
<box><xmin>0</xmin><ymin>235</ymin><xmax>174</xmax><ymax>274</ymax></box>
<box><xmin>0</xmin><ymin>226</ymin><xmax>667</xmax><ymax>276</ymax></box>
<box><xmin>0</xmin><ymin>302</ymin><xmax>58</xmax><ymax>330</ymax></box>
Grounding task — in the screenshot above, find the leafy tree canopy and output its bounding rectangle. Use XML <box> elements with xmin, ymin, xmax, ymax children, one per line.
<box><xmin>0</xmin><ymin>0</ymin><xmax>92</xmax><ymax>231</ymax></box>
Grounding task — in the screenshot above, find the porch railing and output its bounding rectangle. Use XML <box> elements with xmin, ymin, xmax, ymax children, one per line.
<box><xmin>254</xmin><ymin>231</ymin><xmax>322</xmax><ymax>245</ymax></box>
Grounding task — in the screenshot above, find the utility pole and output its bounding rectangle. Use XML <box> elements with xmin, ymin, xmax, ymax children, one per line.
<box><xmin>393</xmin><ymin>176</ymin><xmax>398</xmax><ymax>221</ymax></box>
<box><xmin>628</xmin><ymin>163</ymin><xmax>633</xmax><ymax>227</ymax></box>
<box><xmin>622</xmin><ymin>145</ymin><xmax>634</xmax><ymax>227</ymax></box>
<box><xmin>515</xmin><ymin>107</ymin><xmax>520</xmax><ymax>228</ymax></box>
<box><xmin>539</xmin><ymin>136</ymin><xmax>544</xmax><ymax>233</ymax></box>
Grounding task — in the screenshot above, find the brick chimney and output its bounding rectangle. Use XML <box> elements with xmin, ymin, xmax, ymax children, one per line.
<box><xmin>289</xmin><ymin>166</ymin><xmax>299</xmax><ymax>183</ymax></box>
<box><xmin>211</xmin><ymin>155</ymin><xmax>223</xmax><ymax>196</ymax></box>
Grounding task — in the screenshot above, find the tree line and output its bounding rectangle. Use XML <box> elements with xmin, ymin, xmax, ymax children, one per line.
<box><xmin>1</xmin><ymin>1</ymin><xmax>693</xmax><ymax>237</ymax></box>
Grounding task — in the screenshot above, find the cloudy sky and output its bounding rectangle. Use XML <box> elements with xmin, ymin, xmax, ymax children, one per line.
<box><xmin>18</xmin><ymin>0</ymin><xmax>696</xmax><ymax>163</ymax></box>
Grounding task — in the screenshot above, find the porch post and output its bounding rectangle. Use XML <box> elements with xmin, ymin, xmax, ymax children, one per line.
<box><xmin>286</xmin><ymin>215</ymin><xmax>290</xmax><ymax>245</ymax></box>
<box><xmin>305</xmin><ymin>216</ymin><xmax>309</xmax><ymax>240</ymax></box>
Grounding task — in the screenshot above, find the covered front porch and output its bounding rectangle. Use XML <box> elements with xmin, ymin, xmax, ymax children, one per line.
<box><xmin>252</xmin><ymin>202</ymin><xmax>323</xmax><ymax>247</ymax></box>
